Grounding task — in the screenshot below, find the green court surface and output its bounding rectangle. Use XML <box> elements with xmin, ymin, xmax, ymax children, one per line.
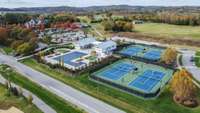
<box><xmin>92</xmin><ymin>59</ymin><xmax>174</xmax><ymax>97</ymax></box>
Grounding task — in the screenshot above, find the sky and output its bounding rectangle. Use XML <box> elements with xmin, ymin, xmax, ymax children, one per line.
<box><xmin>1</xmin><ymin>0</ymin><xmax>200</xmax><ymax>8</ymax></box>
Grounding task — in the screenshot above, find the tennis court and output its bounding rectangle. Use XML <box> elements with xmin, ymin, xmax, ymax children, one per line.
<box><xmin>143</xmin><ymin>50</ymin><xmax>162</xmax><ymax>60</ymax></box>
<box><xmin>119</xmin><ymin>44</ymin><xmax>164</xmax><ymax>61</ymax></box>
<box><xmin>92</xmin><ymin>59</ymin><xmax>174</xmax><ymax>98</ymax></box>
<box><xmin>119</xmin><ymin>46</ymin><xmax>144</xmax><ymax>57</ymax></box>
<box><xmin>128</xmin><ymin>70</ymin><xmax>165</xmax><ymax>92</ymax></box>
<box><xmin>100</xmin><ymin>62</ymin><xmax>137</xmax><ymax>80</ymax></box>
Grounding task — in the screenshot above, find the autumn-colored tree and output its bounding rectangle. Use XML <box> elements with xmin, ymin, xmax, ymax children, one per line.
<box><xmin>161</xmin><ymin>47</ymin><xmax>177</xmax><ymax>64</ymax></box>
<box><xmin>16</xmin><ymin>42</ymin><xmax>34</xmax><ymax>54</ymax></box>
<box><xmin>10</xmin><ymin>40</ymin><xmax>24</xmax><ymax>49</ymax></box>
<box><xmin>102</xmin><ymin>20</ymin><xmax>113</xmax><ymax>31</ymax></box>
<box><xmin>0</xmin><ymin>27</ymin><xmax>8</xmax><ymax>45</ymax></box>
<box><xmin>170</xmin><ymin>69</ymin><xmax>197</xmax><ymax>104</ymax></box>
<box><xmin>90</xmin><ymin>50</ymin><xmax>97</xmax><ymax>56</ymax></box>
<box><xmin>123</xmin><ymin>22</ymin><xmax>133</xmax><ymax>32</ymax></box>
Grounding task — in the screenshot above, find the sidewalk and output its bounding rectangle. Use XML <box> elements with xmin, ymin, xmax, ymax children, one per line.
<box><xmin>0</xmin><ymin>75</ymin><xmax>57</xmax><ymax>113</ymax></box>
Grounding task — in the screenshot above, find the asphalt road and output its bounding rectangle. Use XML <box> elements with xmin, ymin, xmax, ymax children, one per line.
<box><xmin>0</xmin><ymin>53</ymin><xmax>125</xmax><ymax>113</ymax></box>
<box><xmin>181</xmin><ymin>50</ymin><xmax>200</xmax><ymax>81</ymax></box>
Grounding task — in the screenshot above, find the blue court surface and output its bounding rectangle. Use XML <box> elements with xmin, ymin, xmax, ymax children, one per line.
<box><xmin>119</xmin><ymin>45</ymin><xmax>164</xmax><ymax>61</ymax></box>
<box><xmin>143</xmin><ymin>50</ymin><xmax>162</xmax><ymax>60</ymax></box>
<box><xmin>53</xmin><ymin>51</ymin><xmax>87</xmax><ymax>67</ymax></box>
<box><xmin>119</xmin><ymin>46</ymin><xmax>144</xmax><ymax>57</ymax></box>
<box><xmin>100</xmin><ymin>62</ymin><xmax>136</xmax><ymax>80</ymax></box>
<box><xmin>128</xmin><ymin>70</ymin><xmax>165</xmax><ymax>92</ymax></box>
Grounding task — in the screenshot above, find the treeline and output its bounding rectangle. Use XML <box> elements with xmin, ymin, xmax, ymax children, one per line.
<box><xmin>0</xmin><ymin>13</ymin><xmax>39</xmax><ymax>25</ymax></box>
<box><xmin>44</xmin><ymin>13</ymin><xmax>80</xmax><ymax>27</ymax></box>
<box><xmin>0</xmin><ymin>13</ymin><xmax>80</xmax><ymax>27</ymax></box>
<box><xmin>99</xmin><ymin>12</ymin><xmax>133</xmax><ymax>32</ymax></box>
<box><xmin>102</xmin><ymin>20</ymin><xmax>133</xmax><ymax>32</ymax></box>
<box><xmin>0</xmin><ymin>26</ymin><xmax>38</xmax><ymax>55</ymax></box>
<box><xmin>132</xmin><ymin>12</ymin><xmax>200</xmax><ymax>26</ymax></box>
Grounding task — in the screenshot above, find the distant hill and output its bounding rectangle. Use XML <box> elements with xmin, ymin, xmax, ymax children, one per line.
<box><xmin>1</xmin><ymin>5</ymin><xmax>200</xmax><ymax>14</ymax></box>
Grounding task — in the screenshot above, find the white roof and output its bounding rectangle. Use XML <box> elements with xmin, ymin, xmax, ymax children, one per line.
<box><xmin>77</xmin><ymin>38</ymin><xmax>96</xmax><ymax>47</ymax></box>
<box><xmin>97</xmin><ymin>40</ymin><xmax>116</xmax><ymax>50</ymax></box>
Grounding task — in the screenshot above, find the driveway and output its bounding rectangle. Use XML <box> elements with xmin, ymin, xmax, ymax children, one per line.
<box><xmin>180</xmin><ymin>50</ymin><xmax>200</xmax><ymax>81</ymax></box>
<box><xmin>0</xmin><ymin>53</ymin><xmax>125</xmax><ymax>113</ymax></box>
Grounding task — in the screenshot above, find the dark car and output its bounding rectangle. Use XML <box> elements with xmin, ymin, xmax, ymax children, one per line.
<box><xmin>190</xmin><ymin>56</ymin><xmax>194</xmax><ymax>62</ymax></box>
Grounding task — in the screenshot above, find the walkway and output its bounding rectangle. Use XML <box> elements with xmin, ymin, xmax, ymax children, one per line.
<box><xmin>0</xmin><ymin>75</ymin><xmax>56</xmax><ymax>113</ymax></box>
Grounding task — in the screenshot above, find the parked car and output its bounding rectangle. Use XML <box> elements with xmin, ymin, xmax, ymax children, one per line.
<box><xmin>190</xmin><ymin>56</ymin><xmax>194</xmax><ymax>62</ymax></box>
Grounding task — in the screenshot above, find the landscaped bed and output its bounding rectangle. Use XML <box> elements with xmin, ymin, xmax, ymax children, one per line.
<box><xmin>195</xmin><ymin>51</ymin><xmax>200</xmax><ymax>67</ymax></box>
<box><xmin>21</xmin><ymin>58</ymin><xmax>200</xmax><ymax>113</ymax></box>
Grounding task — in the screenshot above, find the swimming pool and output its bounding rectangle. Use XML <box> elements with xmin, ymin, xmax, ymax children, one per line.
<box><xmin>53</xmin><ymin>51</ymin><xmax>87</xmax><ymax>67</ymax></box>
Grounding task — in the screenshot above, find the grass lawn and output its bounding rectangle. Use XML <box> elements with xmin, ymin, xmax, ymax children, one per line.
<box><xmin>135</xmin><ymin>23</ymin><xmax>200</xmax><ymax>39</ymax></box>
<box><xmin>21</xmin><ymin>58</ymin><xmax>200</xmax><ymax>113</ymax></box>
<box><xmin>195</xmin><ymin>51</ymin><xmax>200</xmax><ymax>67</ymax></box>
<box><xmin>0</xmin><ymin>84</ymin><xmax>42</xmax><ymax>113</ymax></box>
<box><xmin>2</xmin><ymin>47</ymin><xmax>14</xmax><ymax>55</ymax></box>
<box><xmin>0</xmin><ymin>65</ymin><xmax>84</xmax><ymax>113</ymax></box>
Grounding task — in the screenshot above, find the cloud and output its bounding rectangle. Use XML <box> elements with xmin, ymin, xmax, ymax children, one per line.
<box><xmin>0</xmin><ymin>0</ymin><xmax>200</xmax><ymax>8</ymax></box>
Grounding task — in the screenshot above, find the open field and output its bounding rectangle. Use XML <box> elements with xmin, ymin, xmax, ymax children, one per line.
<box><xmin>0</xmin><ymin>85</ymin><xmax>42</xmax><ymax>113</ymax></box>
<box><xmin>21</xmin><ymin>58</ymin><xmax>200</xmax><ymax>113</ymax></box>
<box><xmin>91</xmin><ymin>22</ymin><xmax>200</xmax><ymax>47</ymax></box>
<box><xmin>135</xmin><ymin>23</ymin><xmax>200</xmax><ymax>39</ymax></box>
<box><xmin>0</xmin><ymin>65</ymin><xmax>84</xmax><ymax>113</ymax></box>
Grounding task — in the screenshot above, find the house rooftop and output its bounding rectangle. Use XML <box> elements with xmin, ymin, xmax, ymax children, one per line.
<box><xmin>77</xmin><ymin>38</ymin><xmax>96</xmax><ymax>47</ymax></box>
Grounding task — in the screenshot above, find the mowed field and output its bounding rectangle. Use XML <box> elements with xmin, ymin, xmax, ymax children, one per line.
<box><xmin>135</xmin><ymin>23</ymin><xmax>200</xmax><ymax>39</ymax></box>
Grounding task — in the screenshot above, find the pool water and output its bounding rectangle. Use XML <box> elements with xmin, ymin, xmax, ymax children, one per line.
<box><xmin>53</xmin><ymin>51</ymin><xmax>87</xmax><ymax>67</ymax></box>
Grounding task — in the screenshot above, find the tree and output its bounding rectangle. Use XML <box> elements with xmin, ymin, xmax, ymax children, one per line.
<box><xmin>161</xmin><ymin>47</ymin><xmax>177</xmax><ymax>64</ymax></box>
<box><xmin>106</xmin><ymin>12</ymin><xmax>112</xmax><ymax>19</ymax></box>
<box><xmin>90</xmin><ymin>50</ymin><xmax>97</xmax><ymax>56</ymax></box>
<box><xmin>27</xmin><ymin>94</ymin><xmax>33</xmax><ymax>104</ymax></box>
<box><xmin>123</xmin><ymin>22</ymin><xmax>133</xmax><ymax>32</ymax></box>
<box><xmin>4</xmin><ymin>13</ymin><xmax>30</xmax><ymax>24</ymax></box>
<box><xmin>0</xmin><ymin>27</ymin><xmax>8</xmax><ymax>45</ymax></box>
<box><xmin>16</xmin><ymin>42</ymin><xmax>34</xmax><ymax>55</ymax></box>
<box><xmin>170</xmin><ymin>69</ymin><xmax>197</xmax><ymax>104</ymax></box>
<box><xmin>10</xmin><ymin>40</ymin><xmax>24</xmax><ymax>49</ymax></box>
<box><xmin>102</xmin><ymin>20</ymin><xmax>113</xmax><ymax>31</ymax></box>
<box><xmin>18</xmin><ymin>87</ymin><xmax>23</xmax><ymax>96</ymax></box>
<box><xmin>42</xmin><ymin>36</ymin><xmax>51</xmax><ymax>44</ymax></box>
